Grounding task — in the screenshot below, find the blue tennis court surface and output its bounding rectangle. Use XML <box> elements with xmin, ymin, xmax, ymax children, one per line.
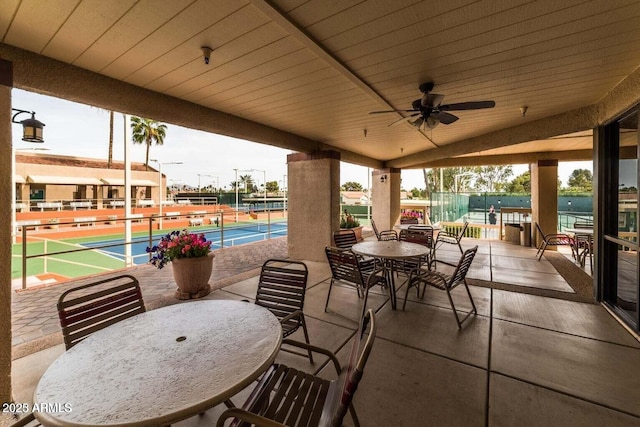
<box><xmin>81</xmin><ymin>222</ymin><xmax>287</xmax><ymax>264</ymax></box>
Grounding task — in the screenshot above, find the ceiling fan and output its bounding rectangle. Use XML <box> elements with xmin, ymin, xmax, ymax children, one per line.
<box><xmin>370</xmin><ymin>82</ymin><xmax>495</xmax><ymax>129</ymax></box>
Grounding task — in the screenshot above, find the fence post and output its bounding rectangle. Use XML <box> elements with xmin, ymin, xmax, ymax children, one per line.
<box><xmin>219</xmin><ymin>210</ymin><xmax>224</xmax><ymax>248</ymax></box>
<box><xmin>22</xmin><ymin>226</ymin><xmax>27</xmax><ymax>290</ymax></box>
<box><xmin>267</xmin><ymin>209</ymin><xmax>271</xmax><ymax>239</ymax></box>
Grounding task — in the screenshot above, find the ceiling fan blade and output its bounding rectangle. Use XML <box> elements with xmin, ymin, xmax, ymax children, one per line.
<box><xmin>421</xmin><ymin>93</ymin><xmax>444</xmax><ymax>108</ymax></box>
<box><xmin>439</xmin><ymin>100</ymin><xmax>495</xmax><ymax>111</ymax></box>
<box><xmin>436</xmin><ymin>111</ymin><xmax>459</xmax><ymax>124</ymax></box>
<box><xmin>388</xmin><ymin>113</ymin><xmax>420</xmax><ymax>127</ymax></box>
<box><xmin>369</xmin><ymin>109</ymin><xmax>418</xmax><ymax>114</ymax></box>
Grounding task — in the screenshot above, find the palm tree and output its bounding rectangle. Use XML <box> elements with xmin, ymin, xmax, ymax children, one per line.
<box><xmin>130</xmin><ymin>117</ymin><xmax>168</xmax><ymax>170</ymax></box>
<box><xmin>239</xmin><ymin>174</ymin><xmax>254</xmax><ymax>193</ymax></box>
<box><xmin>107</xmin><ymin>111</ymin><xmax>114</xmax><ymax>168</ymax></box>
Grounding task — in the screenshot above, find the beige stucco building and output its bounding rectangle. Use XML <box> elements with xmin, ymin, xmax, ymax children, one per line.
<box><xmin>15</xmin><ymin>152</ymin><xmax>161</xmax><ymax>210</ymax></box>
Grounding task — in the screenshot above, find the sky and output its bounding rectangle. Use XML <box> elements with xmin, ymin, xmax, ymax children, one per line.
<box><xmin>12</xmin><ymin>89</ymin><xmax>591</xmax><ymax>191</ymax></box>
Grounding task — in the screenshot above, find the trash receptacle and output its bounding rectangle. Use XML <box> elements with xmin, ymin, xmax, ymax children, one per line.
<box><xmin>505</xmin><ymin>223</ymin><xmax>521</xmax><ymax>243</ymax></box>
<box><xmin>520</xmin><ymin>222</ymin><xmax>531</xmax><ymax>246</ymax></box>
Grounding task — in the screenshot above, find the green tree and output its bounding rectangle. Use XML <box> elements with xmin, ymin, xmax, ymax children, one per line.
<box><xmin>422</xmin><ymin>167</ymin><xmax>476</xmax><ymax>194</ymax></box>
<box><xmin>473</xmin><ymin>165</ymin><xmax>513</xmax><ymax>192</ymax></box>
<box><xmin>566</xmin><ymin>168</ymin><xmax>593</xmax><ymax>191</ymax></box>
<box><xmin>341</xmin><ymin>181</ymin><xmax>364</xmax><ymax>191</ymax></box>
<box><xmin>265</xmin><ymin>181</ymin><xmax>279</xmax><ymax>193</ymax></box>
<box><xmin>506</xmin><ymin>170</ymin><xmax>531</xmax><ymax>193</ymax></box>
<box><xmin>130</xmin><ymin>117</ymin><xmax>168</xmax><ymax>170</ymax></box>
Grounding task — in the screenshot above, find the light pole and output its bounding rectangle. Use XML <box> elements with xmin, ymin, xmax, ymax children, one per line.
<box><xmin>151</xmin><ymin>159</ymin><xmax>182</xmax><ymax>229</ymax></box>
<box><xmin>247</xmin><ymin>169</ymin><xmax>266</xmax><ymax>211</ymax></box>
<box><xmin>197</xmin><ymin>173</ymin><xmax>213</xmax><ymax>193</ymax></box>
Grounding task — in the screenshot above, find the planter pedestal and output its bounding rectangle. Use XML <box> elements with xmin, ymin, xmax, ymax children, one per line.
<box><xmin>171</xmin><ymin>252</ymin><xmax>214</xmax><ymax>300</ymax></box>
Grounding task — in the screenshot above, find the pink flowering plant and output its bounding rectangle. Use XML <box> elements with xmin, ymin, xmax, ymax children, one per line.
<box><xmin>146</xmin><ymin>229</ymin><xmax>212</xmax><ymax>269</ymax></box>
<box><xmin>401</xmin><ymin>210</ymin><xmax>421</xmax><ymax>220</ymax></box>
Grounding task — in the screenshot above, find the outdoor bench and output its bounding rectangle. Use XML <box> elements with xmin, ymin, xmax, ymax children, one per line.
<box><xmin>189</xmin><ymin>218</ymin><xmax>204</xmax><ymax>226</ymax></box>
<box><xmin>73</xmin><ymin>217</ymin><xmax>97</xmax><ymax>226</ymax></box>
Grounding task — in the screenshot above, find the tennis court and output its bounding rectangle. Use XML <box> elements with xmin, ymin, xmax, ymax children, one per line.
<box><xmin>11</xmin><ymin>221</ymin><xmax>287</xmax><ymax>284</ymax></box>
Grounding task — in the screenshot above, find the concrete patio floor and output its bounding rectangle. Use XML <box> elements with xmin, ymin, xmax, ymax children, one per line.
<box><xmin>8</xmin><ymin>237</ymin><xmax>640</xmax><ymax>426</ymax></box>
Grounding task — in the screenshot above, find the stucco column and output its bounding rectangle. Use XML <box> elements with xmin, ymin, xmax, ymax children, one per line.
<box><xmin>287</xmin><ymin>151</ymin><xmax>340</xmax><ymax>261</ymax></box>
<box><xmin>94</xmin><ymin>184</ymin><xmax>104</xmax><ymax>209</ymax></box>
<box><xmin>371</xmin><ymin>168</ymin><xmax>401</xmax><ymax>230</ymax></box>
<box><xmin>0</xmin><ymin>58</ymin><xmax>13</xmax><ymax>403</ymax></box>
<box><xmin>531</xmin><ymin>160</ymin><xmax>559</xmax><ymax>249</ymax></box>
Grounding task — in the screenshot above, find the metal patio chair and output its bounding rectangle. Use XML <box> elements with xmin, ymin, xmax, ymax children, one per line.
<box><xmin>216</xmin><ymin>309</ymin><xmax>377</xmax><ymax>427</ymax></box>
<box><xmin>398</xmin><ymin>228</ymin><xmax>435</xmax><ymax>273</ymax></box>
<box><xmin>325</xmin><ymin>246</ymin><xmax>386</xmax><ymax>319</ymax></box>
<box><xmin>403</xmin><ymin>246</ymin><xmax>479</xmax><ymax>329</ymax></box>
<box><xmin>255</xmin><ymin>259</ymin><xmax>314</xmax><ymax>363</ymax></box>
<box><xmin>434</xmin><ymin>221</ymin><xmax>469</xmax><ymax>255</ymax></box>
<box><xmin>535</xmin><ymin>222</ymin><xmax>575</xmax><ymax>261</ymax></box>
<box><xmin>57</xmin><ymin>274</ymin><xmax>146</xmax><ymax>350</ymax></box>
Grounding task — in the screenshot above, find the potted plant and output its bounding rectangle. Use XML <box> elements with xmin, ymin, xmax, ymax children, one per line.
<box><xmin>340</xmin><ymin>210</ymin><xmax>363</xmax><ymax>241</ymax></box>
<box><xmin>146</xmin><ymin>229</ymin><xmax>214</xmax><ymax>300</ymax></box>
<box><xmin>400</xmin><ymin>210</ymin><xmax>421</xmax><ymax>224</ymax></box>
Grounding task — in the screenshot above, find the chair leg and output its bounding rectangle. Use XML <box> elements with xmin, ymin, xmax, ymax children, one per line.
<box><xmin>361</xmin><ymin>283</ymin><xmax>372</xmax><ymax>320</ymax></box>
<box><xmin>446</xmin><ymin>283</ymin><xmax>477</xmax><ymax>329</ymax></box>
<box><xmin>349</xmin><ymin>403</ymin><xmax>361</xmax><ymax>427</ymax></box>
<box><xmin>445</xmin><ymin>288</ymin><xmax>463</xmax><ymax>329</ymax></box>
<box><xmin>402</xmin><ymin>275</ymin><xmax>419</xmax><ymax>310</ymax></box>
<box><xmin>537</xmin><ymin>242</ymin><xmax>547</xmax><ymax>261</ymax></box>
<box><xmin>463</xmin><ymin>279</ymin><xmax>477</xmax><ymax>315</ymax></box>
<box><xmin>300</xmin><ymin>315</ymin><xmax>314</xmax><ymax>364</ymax></box>
<box><xmin>324</xmin><ymin>278</ymin><xmax>335</xmax><ymax>312</ymax></box>
<box><xmin>457</xmin><ymin>242</ymin><xmax>463</xmax><ymax>254</ymax></box>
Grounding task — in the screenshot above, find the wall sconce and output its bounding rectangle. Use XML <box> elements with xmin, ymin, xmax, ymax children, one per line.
<box><xmin>380</xmin><ymin>175</ymin><xmax>387</xmax><ymax>183</ymax></box>
<box><xmin>12</xmin><ymin>108</ymin><xmax>45</xmax><ymax>142</ymax></box>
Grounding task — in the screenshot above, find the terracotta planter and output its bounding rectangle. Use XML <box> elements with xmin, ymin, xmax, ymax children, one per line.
<box><xmin>341</xmin><ymin>225</ymin><xmax>363</xmax><ymax>241</ymax></box>
<box><xmin>171</xmin><ymin>252</ymin><xmax>215</xmax><ymax>300</ymax></box>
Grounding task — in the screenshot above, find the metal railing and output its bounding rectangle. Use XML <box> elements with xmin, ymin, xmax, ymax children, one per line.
<box><xmin>12</xmin><ymin>208</ymin><xmax>287</xmax><ymax>290</ymax></box>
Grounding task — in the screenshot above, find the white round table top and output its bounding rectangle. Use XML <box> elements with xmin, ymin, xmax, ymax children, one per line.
<box><xmin>34</xmin><ymin>300</ymin><xmax>282</xmax><ymax>427</ymax></box>
<box><xmin>564</xmin><ymin>228</ymin><xmax>594</xmax><ymax>235</ymax></box>
<box><xmin>352</xmin><ymin>240</ymin><xmax>429</xmax><ymax>259</ymax></box>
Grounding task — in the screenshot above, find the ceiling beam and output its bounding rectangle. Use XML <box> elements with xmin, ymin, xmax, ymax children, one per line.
<box><xmin>1</xmin><ymin>43</ymin><xmax>383</xmax><ymax>168</ymax></box>
<box><xmin>386</xmin><ymin>105</ymin><xmax>600</xmax><ymax>169</ymax></box>
<box><xmin>249</xmin><ymin>0</ymin><xmax>436</xmax><ymax>148</ymax></box>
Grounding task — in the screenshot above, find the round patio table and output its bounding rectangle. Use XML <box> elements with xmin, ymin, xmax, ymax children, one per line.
<box><xmin>352</xmin><ymin>240</ymin><xmax>428</xmax><ymax>310</ymax></box>
<box><xmin>34</xmin><ymin>300</ymin><xmax>282</xmax><ymax>427</ymax></box>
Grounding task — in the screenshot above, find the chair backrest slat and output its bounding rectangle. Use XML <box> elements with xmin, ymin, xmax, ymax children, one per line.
<box><xmin>399</xmin><ymin>228</ymin><xmax>433</xmax><ymax>247</ymax></box>
<box><xmin>378</xmin><ymin>230</ymin><xmax>398</xmax><ymax>241</ymax></box>
<box><xmin>333</xmin><ymin>229</ymin><xmax>358</xmax><ymax>249</ymax></box>
<box><xmin>256</xmin><ymin>259</ymin><xmax>309</xmax><ymax>323</ymax></box>
<box><xmin>324</xmin><ymin>247</ymin><xmax>365</xmax><ymax>286</ymax></box>
<box><xmin>57</xmin><ymin>275</ymin><xmax>145</xmax><ymax>350</ymax></box>
<box><xmin>450</xmin><ymin>246</ymin><xmax>478</xmax><ymax>286</ymax></box>
<box><xmin>370</xmin><ymin>219</ymin><xmax>381</xmax><ymax>240</ymax></box>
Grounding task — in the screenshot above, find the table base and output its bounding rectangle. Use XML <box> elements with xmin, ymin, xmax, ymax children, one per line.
<box><xmin>175</xmin><ymin>283</ymin><xmax>211</xmax><ymax>299</ymax></box>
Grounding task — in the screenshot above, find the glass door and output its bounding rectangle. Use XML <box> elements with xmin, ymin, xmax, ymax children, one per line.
<box><xmin>602</xmin><ymin>107</ymin><xmax>639</xmax><ymax>330</ymax></box>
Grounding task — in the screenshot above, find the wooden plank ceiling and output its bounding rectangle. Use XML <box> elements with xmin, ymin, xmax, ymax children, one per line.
<box><xmin>2</xmin><ymin>0</ymin><xmax>640</xmax><ymax>167</ymax></box>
